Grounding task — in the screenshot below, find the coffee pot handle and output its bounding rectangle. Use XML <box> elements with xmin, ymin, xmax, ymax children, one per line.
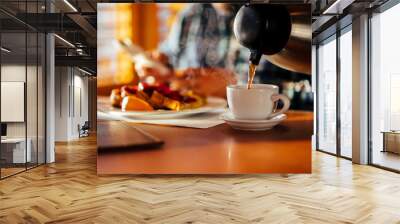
<box><xmin>269</xmin><ymin>94</ymin><xmax>290</xmax><ymax>118</ymax></box>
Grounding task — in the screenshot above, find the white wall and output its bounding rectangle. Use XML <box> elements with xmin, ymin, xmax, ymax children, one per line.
<box><xmin>1</xmin><ymin>64</ymin><xmax>46</xmax><ymax>164</ymax></box>
<box><xmin>55</xmin><ymin>67</ymin><xmax>69</xmax><ymax>141</ymax></box>
<box><xmin>1</xmin><ymin>65</ymin><xmax>39</xmax><ymax>138</ymax></box>
<box><xmin>55</xmin><ymin>67</ymin><xmax>89</xmax><ymax>141</ymax></box>
<box><xmin>74</xmin><ymin>73</ymin><xmax>89</xmax><ymax>134</ymax></box>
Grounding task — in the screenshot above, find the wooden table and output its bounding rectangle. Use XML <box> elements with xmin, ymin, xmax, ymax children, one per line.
<box><xmin>97</xmin><ymin>111</ymin><xmax>313</xmax><ymax>174</ymax></box>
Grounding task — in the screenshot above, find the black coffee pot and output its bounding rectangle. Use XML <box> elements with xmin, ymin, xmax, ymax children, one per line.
<box><xmin>233</xmin><ymin>4</ymin><xmax>311</xmax><ymax>75</ymax></box>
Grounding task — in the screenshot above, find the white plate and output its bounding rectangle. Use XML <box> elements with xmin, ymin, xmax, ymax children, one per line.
<box><xmin>221</xmin><ymin>113</ymin><xmax>287</xmax><ymax>131</ymax></box>
<box><xmin>109</xmin><ymin>97</ymin><xmax>227</xmax><ymax>119</ymax></box>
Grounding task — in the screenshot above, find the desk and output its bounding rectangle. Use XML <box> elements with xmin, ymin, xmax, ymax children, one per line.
<box><xmin>97</xmin><ymin>111</ymin><xmax>313</xmax><ymax>174</ymax></box>
<box><xmin>1</xmin><ymin>138</ymin><xmax>31</xmax><ymax>164</ymax></box>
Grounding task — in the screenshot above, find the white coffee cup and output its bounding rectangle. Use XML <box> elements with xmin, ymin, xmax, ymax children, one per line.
<box><xmin>226</xmin><ymin>84</ymin><xmax>290</xmax><ymax>120</ymax></box>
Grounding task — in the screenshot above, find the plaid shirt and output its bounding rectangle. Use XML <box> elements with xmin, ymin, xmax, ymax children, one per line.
<box><xmin>159</xmin><ymin>4</ymin><xmax>250</xmax><ymax>84</ymax></box>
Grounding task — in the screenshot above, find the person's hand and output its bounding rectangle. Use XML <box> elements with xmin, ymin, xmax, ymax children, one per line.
<box><xmin>134</xmin><ymin>51</ymin><xmax>173</xmax><ymax>83</ymax></box>
<box><xmin>171</xmin><ymin>67</ymin><xmax>237</xmax><ymax>98</ymax></box>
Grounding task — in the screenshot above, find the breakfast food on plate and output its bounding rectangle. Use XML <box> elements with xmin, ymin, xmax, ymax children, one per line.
<box><xmin>122</xmin><ymin>95</ymin><xmax>154</xmax><ymax>111</ymax></box>
<box><xmin>110</xmin><ymin>82</ymin><xmax>206</xmax><ymax>111</ymax></box>
<box><xmin>110</xmin><ymin>89</ymin><xmax>123</xmax><ymax>107</ymax></box>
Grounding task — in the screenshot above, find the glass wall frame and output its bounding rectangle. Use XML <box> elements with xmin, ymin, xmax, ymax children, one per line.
<box><xmin>0</xmin><ymin>0</ymin><xmax>47</xmax><ymax>179</ymax></box>
<box><xmin>315</xmin><ymin>24</ymin><xmax>353</xmax><ymax>160</ymax></box>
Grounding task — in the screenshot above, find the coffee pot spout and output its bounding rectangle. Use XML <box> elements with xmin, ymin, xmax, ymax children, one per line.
<box><xmin>249</xmin><ymin>50</ymin><xmax>262</xmax><ymax>66</ymax></box>
<box><xmin>233</xmin><ymin>4</ymin><xmax>311</xmax><ymax>75</ymax></box>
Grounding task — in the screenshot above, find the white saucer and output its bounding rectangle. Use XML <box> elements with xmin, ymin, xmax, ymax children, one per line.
<box><xmin>221</xmin><ymin>113</ymin><xmax>287</xmax><ymax>131</ymax></box>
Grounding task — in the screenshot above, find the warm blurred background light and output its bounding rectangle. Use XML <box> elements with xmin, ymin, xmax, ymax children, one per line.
<box><xmin>97</xmin><ymin>3</ymin><xmax>186</xmax><ymax>94</ymax></box>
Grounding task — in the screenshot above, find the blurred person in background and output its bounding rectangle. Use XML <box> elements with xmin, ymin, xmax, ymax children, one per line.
<box><xmin>137</xmin><ymin>3</ymin><xmax>312</xmax><ymax>109</ymax></box>
<box><xmin>137</xmin><ymin>3</ymin><xmax>245</xmax><ymax>98</ymax></box>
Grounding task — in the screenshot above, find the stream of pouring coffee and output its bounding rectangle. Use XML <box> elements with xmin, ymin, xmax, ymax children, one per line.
<box><xmin>247</xmin><ymin>62</ymin><xmax>257</xmax><ymax>89</ymax></box>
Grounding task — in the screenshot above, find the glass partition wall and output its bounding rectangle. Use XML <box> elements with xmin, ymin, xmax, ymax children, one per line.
<box><xmin>370</xmin><ymin>2</ymin><xmax>400</xmax><ymax>171</ymax></box>
<box><xmin>316</xmin><ymin>26</ymin><xmax>352</xmax><ymax>159</ymax></box>
<box><xmin>0</xmin><ymin>1</ymin><xmax>46</xmax><ymax>179</ymax></box>
<box><xmin>316</xmin><ymin>0</ymin><xmax>400</xmax><ymax>171</ymax></box>
<box><xmin>339</xmin><ymin>27</ymin><xmax>352</xmax><ymax>159</ymax></box>
<box><xmin>317</xmin><ymin>35</ymin><xmax>337</xmax><ymax>155</ymax></box>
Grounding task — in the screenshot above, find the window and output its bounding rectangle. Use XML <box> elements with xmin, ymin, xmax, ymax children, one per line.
<box><xmin>317</xmin><ymin>35</ymin><xmax>337</xmax><ymax>154</ymax></box>
<box><xmin>339</xmin><ymin>27</ymin><xmax>352</xmax><ymax>158</ymax></box>
<box><xmin>370</xmin><ymin>2</ymin><xmax>400</xmax><ymax>171</ymax></box>
<box><xmin>316</xmin><ymin>25</ymin><xmax>353</xmax><ymax>158</ymax></box>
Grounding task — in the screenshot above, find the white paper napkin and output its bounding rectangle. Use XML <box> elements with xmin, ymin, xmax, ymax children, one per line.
<box><xmin>98</xmin><ymin>110</ymin><xmax>226</xmax><ymax>129</ymax></box>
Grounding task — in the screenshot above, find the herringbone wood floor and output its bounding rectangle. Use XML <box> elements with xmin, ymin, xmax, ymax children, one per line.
<box><xmin>1</xmin><ymin>135</ymin><xmax>400</xmax><ymax>224</ymax></box>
